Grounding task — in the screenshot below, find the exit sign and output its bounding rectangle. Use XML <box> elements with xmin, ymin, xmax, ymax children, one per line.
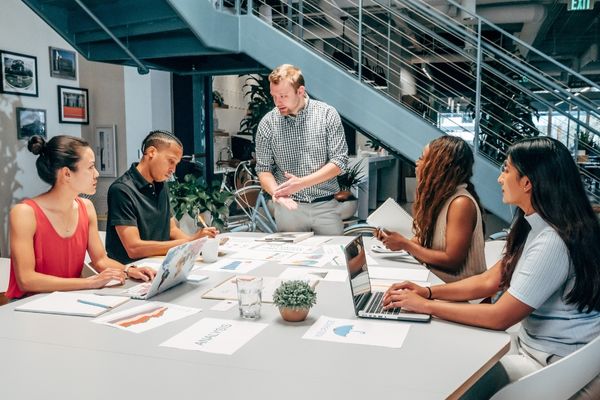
<box><xmin>568</xmin><ymin>0</ymin><xmax>595</xmax><ymax>11</ymax></box>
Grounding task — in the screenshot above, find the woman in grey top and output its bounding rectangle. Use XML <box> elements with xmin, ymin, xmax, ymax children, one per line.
<box><xmin>382</xmin><ymin>137</ymin><xmax>600</xmax><ymax>399</ymax></box>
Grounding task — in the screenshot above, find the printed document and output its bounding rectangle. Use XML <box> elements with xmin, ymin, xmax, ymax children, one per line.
<box><xmin>196</xmin><ymin>259</ymin><xmax>265</xmax><ymax>274</ymax></box>
<box><xmin>160</xmin><ymin>317</ymin><xmax>268</xmax><ymax>354</ymax></box>
<box><xmin>93</xmin><ymin>302</ymin><xmax>200</xmax><ymax>333</ymax></box>
<box><xmin>303</xmin><ymin>316</ymin><xmax>410</xmax><ymax>348</ymax></box>
<box><xmin>367</xmin><ymin>198</ymin><xmax>414</xmax><ymax>238</ymax></box>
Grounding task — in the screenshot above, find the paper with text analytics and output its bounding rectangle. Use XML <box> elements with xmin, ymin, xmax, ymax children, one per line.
<box><xmin>15</xmin><ymin>292</ymin><xmax>129</xmax><ymax>317</ymax></box>
<box><xmin>93</xmin><ymin>302</ymin><xmax>200</xmax><ymax>333</ymax></box>
<box><xmin>303</xmin><ymin>316</ymin><xmax>410</xmax><ymax>348</ymax></box>
<box><xmin>367</xmin><ymin>197</ymin><xmax>414</xmax><ymax>238</ymax></box>
<box><xmin>160</xmin><ymin>318</ymin><xmax>268</xmax><ymax>354</ymax></box>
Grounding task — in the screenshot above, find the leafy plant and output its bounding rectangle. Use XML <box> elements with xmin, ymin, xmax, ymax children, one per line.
<box><xmin>272</xmin><ymin>280</ymin><xmax>317</xmax><ymax>310</ymax></box>
<box><xmin>366</xmin><ymin>138</ymin><xmax>381</xmax><ymax>151</ymax></box>
<box><xmin>239</xmin><ymin>74</ymin><xmax>275</xmax><ymax>142</ymax></box>
<box><xmin>168</xmin><ymin>174</ymin><xmax>233</xmax><ymax>230</ymax></box>
<box><xmin>337</xmin><ymin>162</ymin><xmax>364</xmax><ymax>192</ymax></box>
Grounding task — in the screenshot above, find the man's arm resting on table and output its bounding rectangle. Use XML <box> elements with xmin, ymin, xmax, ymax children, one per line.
<box><xmin>115</xmin><ymin>223</ymin><xmax>189</xmax><ymax>260</ymax></box>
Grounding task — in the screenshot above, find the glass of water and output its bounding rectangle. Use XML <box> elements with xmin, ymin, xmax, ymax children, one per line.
<box><xmin>236</xmin><ymin>276</ymin><xmax>262</xmax><ymax>320</ymax></box>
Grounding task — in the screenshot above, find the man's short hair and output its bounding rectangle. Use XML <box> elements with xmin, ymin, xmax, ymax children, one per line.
<box><xmin>268</xmin><ymin>64</ymin><xmax>305</xmax><ymax>90</ymax></box>
<box><xmin>141</xmin><ymin>130</ymin><xmax>183</xmax><ymax>154</ymax></box>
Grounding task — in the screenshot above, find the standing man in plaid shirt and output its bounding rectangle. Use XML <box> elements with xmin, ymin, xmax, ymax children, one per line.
<box><xmin>255</xmin><ymin>64</ymin><xmax>349</xmax><ymax>235</ymax></box>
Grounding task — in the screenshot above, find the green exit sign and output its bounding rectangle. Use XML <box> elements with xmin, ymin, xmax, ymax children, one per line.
<box><xmin>568</xmin><ymin>0</ymin><xmax>595</xmax><ymax>11</ymax></box>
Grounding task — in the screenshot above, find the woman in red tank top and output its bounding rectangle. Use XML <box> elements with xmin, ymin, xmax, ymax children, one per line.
<box><xmin>7</xmin><ymin>135</ymin><xmax>155</xmax><ymax>299</ymax></box>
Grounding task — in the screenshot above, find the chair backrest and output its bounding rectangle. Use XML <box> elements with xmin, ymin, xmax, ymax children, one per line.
<box><xmin>490</xmin><ymin>334</ymin><xmax>600</xmax><ymax>400</ymax></box>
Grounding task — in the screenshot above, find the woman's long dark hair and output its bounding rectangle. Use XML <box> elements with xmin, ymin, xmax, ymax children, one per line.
<box><xmin>413</xmin><ymin>135</ymin><xmax>484</xmax><ymax>247</ymax></box>
<box><xmin>501</xmin><ymin>137</ymin><xmax>600</xmax><ymax>312</ymax></box>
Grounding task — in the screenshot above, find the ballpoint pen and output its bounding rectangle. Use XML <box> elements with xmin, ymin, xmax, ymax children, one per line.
<box><xmin>77</xmin><ymin>299</ymin><xmax>112</xmax><ymax>309</ymax></box>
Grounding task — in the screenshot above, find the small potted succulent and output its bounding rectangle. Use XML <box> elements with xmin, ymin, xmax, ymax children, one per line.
<box><xmin>272</xmin><ymin>280</ymin><xmax>317</xmax><ymax>322</ymax></box>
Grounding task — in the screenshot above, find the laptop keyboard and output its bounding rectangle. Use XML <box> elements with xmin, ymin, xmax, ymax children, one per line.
<box><xmin>365</xmin><ymin>291</ymin><xmax>402</xmax><ymax>315</ymax></box>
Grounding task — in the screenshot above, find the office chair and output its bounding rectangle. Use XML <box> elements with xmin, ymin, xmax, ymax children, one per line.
<box><xmin>490</xmin><ymin>334</ymin><xmax>600</xmax><ymax>400</ymax></box>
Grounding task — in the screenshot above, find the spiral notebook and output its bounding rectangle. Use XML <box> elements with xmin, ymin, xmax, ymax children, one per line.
<box><xmin>15</xmin><ymin>292</ymin><xmax>129</xmax><ymax>317</ymax></box>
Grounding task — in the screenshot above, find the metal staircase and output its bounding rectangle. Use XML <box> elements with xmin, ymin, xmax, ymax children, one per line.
<box><xmin>22</xmin><ymin>0</ymin><xmax>600</xmax><ymax>222</ymax></box>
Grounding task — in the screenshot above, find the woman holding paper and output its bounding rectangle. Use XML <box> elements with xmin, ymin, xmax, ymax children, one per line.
<box><xmin>375</xmin><ymin>135</ymin><xmax>486</xmax><ymax>282</ymax></box>
<box><xmin>382</xmin><ymin>137</ymin><xmax>600</xmax><ymax>399</ymax></box>
<box><xmin>6</xmin><ymin>135</ymin><xmax>156</xmax><ymax>300</ymax></box>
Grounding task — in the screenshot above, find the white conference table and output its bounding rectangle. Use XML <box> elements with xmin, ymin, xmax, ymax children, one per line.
<box><xmin>0</xmin><ymin>235</ymin><xmax>509</xmax><ymax>399</ymax></box>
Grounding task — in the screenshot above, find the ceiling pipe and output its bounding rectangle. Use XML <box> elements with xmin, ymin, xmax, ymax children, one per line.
<box><xmin>74</xmin><ymin>0</ymin><xmax>149</xmax><ymax>74</ymax></box>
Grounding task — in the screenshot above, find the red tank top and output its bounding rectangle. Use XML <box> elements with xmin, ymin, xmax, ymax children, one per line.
<box><xmin>6</xmin><ymin>197</ymin><xmax>89</xmax><ymax>299</ymax></box>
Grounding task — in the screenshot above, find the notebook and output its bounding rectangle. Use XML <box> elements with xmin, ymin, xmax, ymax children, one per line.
<box><xmin>367</xmin><ymin>198</ymin><xmax>414</xmax><ymax>238</ymax></box>
<box><xmin>343</xmin><ymin>236</ymin><xmax>430</xmax><ymax>322</ymax></box>
<box><xmin>15</xmin><ymin>292</ymin><xmax>129</xmax><ymax>317</ymax></box>
<box><xmin>99</xmin><ymin>238</ymin><xmax>206</xmax><ymax>300</ymax></box>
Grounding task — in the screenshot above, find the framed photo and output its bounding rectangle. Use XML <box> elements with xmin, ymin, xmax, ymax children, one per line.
<box><xmin>0</xmin><ymin>50</ymin><xmax>38</xmax><ymax>97</ymax></box>
<box><xmin>58</xmin><ymin>85</ymin><xmax>89</xmax><ymax>124</ymax></box>
<box><xmin>16</xmin><ymin>107</ymin><xmax>46</xmax><ymax>140</ymax></box>
<box><xmin>95</xmin><ymin>125</ymin><xmax>117</xmax><ymax>177</ymax></box>
<box><xmin>49</xmin><ymin>47</ymin><xmax>77</xmax><ymax>80</ymax></box>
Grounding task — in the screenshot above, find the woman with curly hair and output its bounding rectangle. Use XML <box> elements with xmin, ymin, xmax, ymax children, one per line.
<box><xmin>376</xmin><ymin>135</ymin><xmax>486</xmax><ymax>282</ymax></box>
<box><xmin>382</xmin><ymin>137</ymin><xmax>600</xmax><ymax>398</ymax></box>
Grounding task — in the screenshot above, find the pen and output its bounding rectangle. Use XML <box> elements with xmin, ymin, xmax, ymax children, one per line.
<box><xmin>197</xmin><ymin>214</ymin><xmax>208</xmax><ymax>228</ymax></box>
<box><xmin>77</xmin><ymin>299</ymin><xmax>112</xmax><ymax>309</ymax></box>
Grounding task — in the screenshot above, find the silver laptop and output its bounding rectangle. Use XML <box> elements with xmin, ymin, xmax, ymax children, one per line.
<box><xmin>101</xmin><ymin>238</ymin><xmax>206</xmax><ymax>300</ymax></box>
<box><xmin>343</xmin><ymin>236</ymin><xmax>430</xmax><ymax>322</ymax></box>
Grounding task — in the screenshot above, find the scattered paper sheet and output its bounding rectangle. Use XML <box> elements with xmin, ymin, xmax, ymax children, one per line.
<box><xmin>278</xmin><ymin>267</ymin><xmax>347</xmax><ymax>283</ymax></box>
<box><xmin>281</xmin><ymin>253</ymin><xmax>334</xmax><ymax>268</ymax></box>
<box><xmin>93</xmin><ymin>302</ymin><xmax>200</xmax><ymax>333</ymax></box>
<box><xmin>367</xmin><ymin>267</ymin><xmax>429</xmax><ymax>282</ymax></box>
<box><xmin>367</xmin><ymin>198</ymin><xmax>414</xmax><ymax>238</ymax></box>
<box><xmin>253</xmin><ymin>244</ymin><xmax>318</xmax><ymax>254</ymax></box>
<box><xmin>323</xmin><ymin>245</ymin><xmax>347</xmax><ymax>266</ymax></box>
<box><xmin>202</xmin><ymin>276</ymin><xmax>318</xmax><ymax>303</ymax></box>
<box><xmin>210</xmin><ymin>300</ymin><xmax>238</xmax><ymax>311</ymax></box>
<box><xmin>365</xmin><ymin>254</ymin><xmax>379</xmax><ymax>266</ymax></box>
<box><xmin>300</xmin><ymin>236</ymin><xmax>336</xmax><ymax>246</ymax></box>
<box><xmin>303</xmin><ymin>316</ymin><xmax>410</xmax><ymax>348</ymax></box>
<box><xmin>228</xmin><ymin>250</ymin><xmax>290</xmax><ymax>262</ymax></box>
<box><xmin>219</xmin><ymin>238</ymin><xmax>259</xmax><ymax>253</ymax></box>
<box><xmin>160</xmin><ymin>318</ymin><xmax>268</xmax><ymax>355</ymax></box>
<box><xmin>197</xmin><ymin>259</ymin><xmax>266</xmax><ymax>274</ymax></box>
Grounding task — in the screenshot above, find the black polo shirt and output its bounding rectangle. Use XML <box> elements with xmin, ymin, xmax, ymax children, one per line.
<box><xmin>106</xmin><ymin>163</ymin><xmax>171</xmax><ymax>264</ymax></box>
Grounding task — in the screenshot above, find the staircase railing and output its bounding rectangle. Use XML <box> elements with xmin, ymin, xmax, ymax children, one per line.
<box><xmin>215</xmin><ymin>0</ymin><xmax>600</xmax><ymax>204</ymax></box>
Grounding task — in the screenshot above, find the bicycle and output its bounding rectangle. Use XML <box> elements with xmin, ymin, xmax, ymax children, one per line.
<box><xmin>217</xmin><ymin>160</ymin><xmax>277</xmax><ymax>233</ymax></box>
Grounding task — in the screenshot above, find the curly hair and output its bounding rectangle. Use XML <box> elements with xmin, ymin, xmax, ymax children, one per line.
<box><xmin>412</xmin><ymin>136</ymin><xmax>483</xmax><ymax>248</ymax></box>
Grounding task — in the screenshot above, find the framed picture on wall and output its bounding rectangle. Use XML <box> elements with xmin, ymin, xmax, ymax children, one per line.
<box><xmin>95</xmin><ymin>125</ymin><xmax>118</xmax><ymax>177</ymax></box>
<box><xmin>49</xmin><ymin>47</ymin><xmax>77</xmax><ymax>80</ymax></box>
<box><xmin>58</xmin><ymin>85</ymin><xmax>89</xmax><ymax>124</ymax></box>
<box><xmin>0</xmin><ymin>50</ymin><xmax>38</xmax><ymax>97</ymax></box>
<box><xmin>16</xmin><ymin>107</ymin><xmax>46</xmax><ymax>140</ymax></box>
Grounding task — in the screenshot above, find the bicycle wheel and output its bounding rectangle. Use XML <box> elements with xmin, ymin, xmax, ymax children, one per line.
<box><xmin>343</xmin><ymin>223</ymin><xmax>376</xmax><ymax>237</ymax></box>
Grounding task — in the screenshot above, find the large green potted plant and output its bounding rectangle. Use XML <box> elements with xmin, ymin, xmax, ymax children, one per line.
<box><xmin>272</xmin><ymin>280</ymin><xmax>317</xmax><ymax>322</ymax></box>
<box><xmin>168</xmin><ymin>174</ymin><xmax>233</xmax><ymax>232</ymax></box>
<box><xmin>239</xmin><ymin>74</ymin><xmax>275</xmax><ymax>142</ymax></box>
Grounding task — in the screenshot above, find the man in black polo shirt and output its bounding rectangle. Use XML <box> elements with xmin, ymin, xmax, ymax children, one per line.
<box><xmin>106</xmin><ymin>130</ymin><xmax>217</xmax><ymax>264</ymax></box>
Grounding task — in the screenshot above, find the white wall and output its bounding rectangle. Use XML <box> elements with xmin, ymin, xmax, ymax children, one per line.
<box><xmin>124</xmin><ymin>67</ymin><xmax>173</xmax><ymax>167</ymax></box>
<box><xmin>0</xmin><ymin>0</ymin><xmax>81</xmax><ymax>256</ymax></box>
<box><xmin>0</xmin><ymin>1</ymin><xmax>173</xmax><ymax>255</ymax></box>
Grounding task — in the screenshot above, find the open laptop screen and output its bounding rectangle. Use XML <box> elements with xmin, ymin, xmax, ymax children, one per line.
<box><xmin>344</xmin><ymin>236</ymin><xmax>373</xmax><ymax>308</ymax></box>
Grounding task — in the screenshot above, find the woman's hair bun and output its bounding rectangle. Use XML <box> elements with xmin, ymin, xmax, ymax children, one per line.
<box><xmin>27</xmin><ymin>135</ymin><xmax>46</xmax><ymax>156</ymax></box>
